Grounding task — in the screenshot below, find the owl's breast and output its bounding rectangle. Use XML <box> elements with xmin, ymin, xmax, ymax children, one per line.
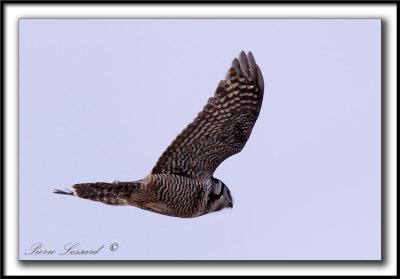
<box><xmin>138</xmin><ymin>174</ymin><xmax>209</xmax><ymax>218</ymax></box>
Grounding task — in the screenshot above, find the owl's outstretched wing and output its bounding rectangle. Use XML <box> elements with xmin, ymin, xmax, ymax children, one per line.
<box><xmin>151</xmin><ymin>51</ymin><xmax>264</xmax><ymax>181</ymax></box>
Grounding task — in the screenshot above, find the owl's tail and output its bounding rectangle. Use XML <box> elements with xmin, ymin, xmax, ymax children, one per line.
<box><xmin>54</xmin><ymin>181</ymin><xmax>143</xmax><ymax>206</ymax></box>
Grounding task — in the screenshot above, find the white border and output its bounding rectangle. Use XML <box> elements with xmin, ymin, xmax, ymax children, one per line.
<box><xmin>5</xmin><ymin>3</ymin><xmax>397</xmax><ymax>276</ymax></box>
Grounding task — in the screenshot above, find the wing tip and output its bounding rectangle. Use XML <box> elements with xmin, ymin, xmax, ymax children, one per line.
<box><xmin>237</xmin><ymin>51</ymin><xmax>264</xmax><ymax>94</ymax></box>
<box><xmin>238</xmin><ymin>51</ymin><xmax>250</xmax><ymax>76</ymax></box>
<box><xmin>256</xmin><ymin>64</ymin><xmax>264</xmax><ymax>94</ymax></box>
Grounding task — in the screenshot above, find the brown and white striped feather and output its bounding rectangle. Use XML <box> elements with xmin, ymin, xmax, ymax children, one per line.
<box><xmin>151</xmin><ymin>51</ymin><xmax>264</xmax><ymax>181</ymax></box>
<box><xmin>70</xmin><ymin>181</ymin><xmax>142</xmax><ymax>206</ymax></box>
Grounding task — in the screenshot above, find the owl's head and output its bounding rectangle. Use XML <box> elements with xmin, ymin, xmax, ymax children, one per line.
<box><xmin>206</xmin><ymin>178</ymin><xmax>233</xmax><ymax>214</ymax></box>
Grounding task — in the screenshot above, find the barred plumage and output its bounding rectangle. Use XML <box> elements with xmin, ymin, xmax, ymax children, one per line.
<box><xmin>151</xmin><ymin>51</ymin><xmax>264</xmax><ymax>180</ymax></box>
<box><xmin>54</xmin><ymin>51</ymin><xmax>264</xmax><ymax>218</ymax></box>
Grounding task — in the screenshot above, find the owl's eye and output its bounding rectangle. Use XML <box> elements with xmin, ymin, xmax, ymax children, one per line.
<box><xmin>54</xmin><ymin>51</ymin><xmax>262</xmax><ymax>218</ymax></box>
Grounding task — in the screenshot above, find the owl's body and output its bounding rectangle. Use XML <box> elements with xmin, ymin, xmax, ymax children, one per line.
<box><xmin>68</xmin><ymin>174</ymin><xmax>231</xmax><ymax>218</ymax></box>
<box><xmin>55</xmin><ymin>51</ymin><xmax>264</xmax><ymax>218</ymax></box>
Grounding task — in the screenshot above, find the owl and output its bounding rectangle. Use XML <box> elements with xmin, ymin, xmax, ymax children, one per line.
<box><xmin>55</xmin><ymin>51</ymin><xmax>264</xmax><ymax>218</ymax></box>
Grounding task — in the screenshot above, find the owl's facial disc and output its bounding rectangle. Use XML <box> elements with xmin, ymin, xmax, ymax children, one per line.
<box><xmin>207</xmin><ymin>178</ymin><xmax>233</xmax><ymax>212</ymax></box>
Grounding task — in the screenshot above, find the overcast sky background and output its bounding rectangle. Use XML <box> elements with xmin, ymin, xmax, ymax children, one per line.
<box><xmin>19</xmin><ymin>19</ymin><xmax>380</xmax><ymax>260</ymax></box>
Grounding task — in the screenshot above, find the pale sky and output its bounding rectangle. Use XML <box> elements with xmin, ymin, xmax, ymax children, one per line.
<box><xmin>19</xmin><ymin>19</ymin><xmax>381</xmax><ymax>260</ymax></box>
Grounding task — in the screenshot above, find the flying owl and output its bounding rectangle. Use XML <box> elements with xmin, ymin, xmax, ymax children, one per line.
<box><xmin>54</xmin><ymin>51</ymin><xmax>264</xmax><ymax>218</ymax></box>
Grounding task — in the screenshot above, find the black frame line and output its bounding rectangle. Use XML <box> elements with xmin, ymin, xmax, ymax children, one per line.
<box><xmin>1</xmin><ymin>0</ymin><xmax>396</xmax><ymax>276</ymax></box>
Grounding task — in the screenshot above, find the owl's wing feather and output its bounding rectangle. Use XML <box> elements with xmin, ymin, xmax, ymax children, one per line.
<box><xmin>151</xmin><ymin>51</ymin><xmax>264</xmax><ymax>180</ymax></box>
